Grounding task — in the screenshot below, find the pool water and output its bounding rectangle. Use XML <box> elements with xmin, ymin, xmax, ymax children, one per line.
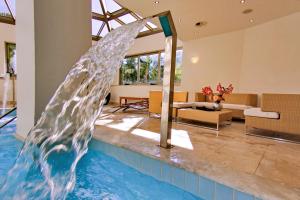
<box><xmin>0</xmin><ymin>118</ymin><xmax>201</xmax><ymax>200</ymax></box>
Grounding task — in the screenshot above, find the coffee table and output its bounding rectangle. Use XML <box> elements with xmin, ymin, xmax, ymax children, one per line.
<box><xmin>177</xmin><ymin>108</ymin><xmax>233</xmax><ymax>131</ymax></box>
<box><xmin>112</xmin><ymin>96</ymin><xmax>149</xmax><ymax>113</ymax></box>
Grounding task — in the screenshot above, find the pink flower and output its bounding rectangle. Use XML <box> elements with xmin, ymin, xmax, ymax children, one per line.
<box><xmin>216</xmin><ymin>83</ymin><xmax>225</xmax><ymax>95</ymax></box>
<box><xmin>224</xmin><ymin>84</ymin><xmax>234</xmax><ymax>94</ymax></box>
<box><xmin>201</xmin><ymin>86</ymin><xmax>213</xmax><ymax>95</ymax></box>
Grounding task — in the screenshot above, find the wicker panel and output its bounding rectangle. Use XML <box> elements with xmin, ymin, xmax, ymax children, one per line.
<box><xmin>246</xmin><ymin>94</ymin><xmax>300</xmax><ymax>135</ymax></box>
<box><xmin>174</xmin><ymin>91</ymin><xmax>189</xmax><ymax>102</ymax></box>
<box><xmin>262</xmin><ymin>94</ymin><xmax>300</xmax><ymax>113</ymax></box>
<box><xmin>194</xmin><ymin>93</ymin><xmax>206</xmax><ymax>102</ymax></box>
<box><xmin>149</xmin><ymin>90</ymin><xmax>189</xmax><ymax>115</ymax></box>
<box><xmin>149</xmin><ymin>91</ymin><xmax>162</xmax><ymax>114</ymax></box>
<box><xmin>177</xmin><ymin>109</ymin><xmax>232</xmax><ymax>124</ymax></box>
<box><xmin>230</xmin><ymin>109</ymin><xmax>245</xmax><ymax>119</ymax></box>
<box><xmin>223</xmin><ymin>93</ymin><xmax>258</xmax><ymax>106</ymax></box>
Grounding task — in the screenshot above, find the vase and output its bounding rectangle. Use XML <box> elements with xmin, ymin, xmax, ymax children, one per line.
<box><xmin>213</xmin><ymin>102</ymin><xmax>222</xmax><ymax>111</ymax></box>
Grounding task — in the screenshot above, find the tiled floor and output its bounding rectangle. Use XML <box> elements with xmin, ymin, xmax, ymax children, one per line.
<box><xmin>93</xmin><ymin>107</ymin><xmax>300</xmax><ymax>200</ymax></box>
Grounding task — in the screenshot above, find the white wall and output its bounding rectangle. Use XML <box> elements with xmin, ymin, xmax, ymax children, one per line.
<box><xmin>181</xmin><ymin>30</ymin><xmax>245</xmax><ymax>101</ymax></box>
<box><xmin>239</xmin><ymin>12</ymin><xmax>300</xmax><ymax>94</ymax></box>
<box><xmin>0</xmin><ymin>23</ymin><xmax>16</xmax><ymax>103</ymax></box>
<box><xmin>16</xmin><ymin>0</ymin><xmax>35</xmax><ymax>138</ymax></box>
<box><xmin>111</xmin><ymin>12</ymin><xmax>300</xmax><ymax>103</ymax></box>
<box><xmin>0</xmin><ymin>23</ymin><xmax>15</xmax><ymax>75</ymax></box>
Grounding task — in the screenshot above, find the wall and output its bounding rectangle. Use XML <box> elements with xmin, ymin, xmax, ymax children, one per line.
<box><xmin>16</xmin><ymin>0</ymin><xmax>35</xmax><ymax>138</ymax></box>
<box><xmin>0</xmin><ymin>23</ymin><xmax>16</xmax><ymax>103</ymax></box>
<box><xmin>181</xmin><ymin>30</ymin><xmax>245</xmax><ymax>101</ymax></box>
<box><xmin>0</xmin><ymin>23</ymin><xmax>15</xmax><ymax>75</ymax></box>
<box><xmin>239</xmin><ymin>12</ymin><xmax>300</xmax><ymax>95</ymax></box>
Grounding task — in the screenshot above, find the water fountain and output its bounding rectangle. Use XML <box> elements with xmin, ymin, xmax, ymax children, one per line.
<box><xmin>0</xmin><ymin>20</ymin><xmax>146</xmax><ymax>200</ymax></box>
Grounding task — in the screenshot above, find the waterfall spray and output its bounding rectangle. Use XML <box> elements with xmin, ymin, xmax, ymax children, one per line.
<box><xmin>0</xmin><ymin>20</ymin><xmax>146</xmax><ymax>200</ymax></box>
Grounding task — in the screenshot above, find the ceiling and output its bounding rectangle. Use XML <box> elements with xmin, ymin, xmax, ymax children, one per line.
<box><xmin>116</xmin><ymin>0</ymin><xmax>300</xmax><ymax>41</ymax></box>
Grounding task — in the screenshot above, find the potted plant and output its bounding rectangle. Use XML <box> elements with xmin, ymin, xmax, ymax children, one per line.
<box><xmin>201</xmin><ymin>83</ymin><xmax>234</xmax><ymax>111</ymax></box>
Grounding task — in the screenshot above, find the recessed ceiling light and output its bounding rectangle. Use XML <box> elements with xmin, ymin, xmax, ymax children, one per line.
<box><xmin>240</xmin><ymin>0</ymin><xmax>246</xmax><ymax>4</ymax></box>
<box><xmin>154</xmin><ymin>1</ymin><xmax>159</xmax><ymax>4</ymax></box>
<box><xmin>195</xmin><ymin>21</ymin><xmax>207</xmax><ymax>27</ymax></box>
<box><xmin>250</xmin><ymin>19</ymin><xmax>254</xmax><ymax>23</ymax></box>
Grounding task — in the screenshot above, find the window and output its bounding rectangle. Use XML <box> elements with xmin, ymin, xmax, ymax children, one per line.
<box><xmin>120</xmin><ymin>57</ymin><xmax>138</xmax><ymax>85</ymax></box>
<box><xmin>120</xmin><ymin>49</ymin><xmax>183</xmax><ymax>85</ymax></box>
<box><xmin>139</xmin><ymin>54</ymin><xmax>159</xmax><ymax>84</ymax></box>
<box><xmin>5</xmin><ymin>42</ymin><xmax>16</xmax><ymax>74</ymax></box>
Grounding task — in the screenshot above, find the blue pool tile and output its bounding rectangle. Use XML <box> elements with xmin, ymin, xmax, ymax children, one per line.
<box><xmin>108</xmin><ymin>145</ymin><xmax>123</xmax><ymax>160</ymax></box>
<box><xmin>215</xmin><ymin>183</ymin><xmax>233</xmax><ymax>200</ymax></box>
<box><xmin>235</xmin><ymin>190</ymin><xmax>254</xmax><ymax>200</ymax></box>
<box><xmin>184</xmin><ymin>171</ymin><xmax>199</xmax><ymax>196</ymax></box>
<box><xmin>120</xmin><ymin>149</ymin><xmax>142</xmax><ymax>170</ymax></box>
<box><xmin>161</xmin><ymin>162</ymin><xmax>172</xmax><ymax>183</ymax></box>
<box><xmin>171</xmin><ymin>166</ymin><xmax>186</xmax><ymax>189</ymax></box>
<box><xmin>140</xmin><ymin>156</ymin><xmax>161</xmax><ymax>180</ymax></box>
<box><xmin>199</xmin><ymin>176</ymin><xmax>215</xmax><ymax>200</ymax></box>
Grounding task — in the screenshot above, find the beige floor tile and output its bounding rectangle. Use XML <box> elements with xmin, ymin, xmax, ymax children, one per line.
<box><xmin>94</xmin><ymin>108</ymin><xmax>300</xmax><ymax>199</ymax></box>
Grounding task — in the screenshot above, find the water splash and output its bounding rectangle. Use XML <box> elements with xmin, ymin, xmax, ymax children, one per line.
<box><xmin>0</xmin><ymin>20</ymin><xmax>145</xmax><ymax>200</ymax></box>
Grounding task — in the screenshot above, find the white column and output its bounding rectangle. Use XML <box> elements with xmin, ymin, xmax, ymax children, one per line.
<box><xmin>16</xmin><ymin>0</ymin><xmax>91</xmax><ymax>139</ymax></box>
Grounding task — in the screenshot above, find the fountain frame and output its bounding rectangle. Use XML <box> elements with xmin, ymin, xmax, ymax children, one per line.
<box><xmin>141</xmin><ymin>11</ymin><xmax>177</xmax><ymax>149</ymax></box>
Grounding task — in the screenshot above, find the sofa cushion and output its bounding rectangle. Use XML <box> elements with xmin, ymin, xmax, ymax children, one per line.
<box><xmin>194</xmin><ymin>102</ymin><xmax>215</xmax><ymax>109</ymax></box>
<box><xmin>244</xmin><ymin>108</ymin><xmax>280</xmax><ymax>119</ymax></box>
<box><xmin>223</xmin><ymin>103</ymin><xmax>252</xmax><ymax>110</ymax></box>
<box><xmin>173</xmin><ymin>102</ymin><xmax>195</xmax><ymax>108</ymax></box>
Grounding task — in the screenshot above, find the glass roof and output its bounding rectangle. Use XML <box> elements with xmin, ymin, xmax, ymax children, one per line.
<box><xmin>0</xmin><ymin>0</ymin><xmax>15</xmax><ymax>22</ymax></box>
<box><xmin>0</xmin><ymin>0</ymin><xmax>161</xmax><ymax>39</ymax></box>
<box><xmin>92</xmin><ymin>0</ymin><xmax>103</xmax><ymax>14</ymax></box>
<box><xmin>104</xmin><ymin>0</ymin><xmax>122</xmax><ymax>13</ymax></box>
<box><xmin>119</xmin><ymin>13</ymin><xmax>137</xmax><ymax>24</ymax></box>
<box><xmin>92</xmin><ymin>19</ymin><xmax>103</xmax><ymax>35</ymax></box>
<box><xmin>91</xmin><ymin>0</ymin><xmax>161</xmax><ymax>39</ymax></box>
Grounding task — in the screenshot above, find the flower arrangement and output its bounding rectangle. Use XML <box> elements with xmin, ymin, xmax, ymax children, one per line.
<box><xmin>202</xmin><ymin>83</ymin><xmax>234</xmax><ymax>104</ymax></box>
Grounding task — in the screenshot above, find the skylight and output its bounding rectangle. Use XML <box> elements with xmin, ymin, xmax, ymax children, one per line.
<box><xmin>0</xmin><ymin>0</ymin><xmax>161</xmax><ymax>39</ymax></box>
<box><xmin>90</xmin><ymin>0</ymin><xmax>161</xmax><ymax>39</ymax></box>
<box><xmin>0</xmin><ymin>1</ymin><xmax>9</xmax><ymax>15</ymax></box>
<box><xmin>92</xmin><ymin>19</ymin><xmax>103</xmax><ymax>35</ymax></box>
<box><xmin>7</xmin><ymin>0</ymin><xmax>15</xmax><ymax>16</ymax></box>
<box><xmin>109</xmin><ymin>19</ymin><xmax>122</xmax><ymax>29</ymax></box>
<box><xmin>0</xmin><ymin>0</ymin><xmax>15</xmax><ymax>23</ymax></box>
<box><xmin>119</xmin><ymin>13</ymin><xmax>137</xmax><ymax>24</ymax></box>
<box><xmin>92</xmin><ymin>0</ymin><xmax>103</xmax><ymax>14</ymax></box>
<box><xmin>104</xmin><ymin>0</ymin><xmax>122</xmax><ymax>13</ymax></box>
<box><xmin>99</xmin><ymin>25</ymin><xmax>109</xmax><ymax>37</ymax></box>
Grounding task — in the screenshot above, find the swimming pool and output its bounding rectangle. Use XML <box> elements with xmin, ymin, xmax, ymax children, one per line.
<box><xmin>0</xmin><ymin>118</ymin><xmax>201</xmax><ymax>200</ymax></box>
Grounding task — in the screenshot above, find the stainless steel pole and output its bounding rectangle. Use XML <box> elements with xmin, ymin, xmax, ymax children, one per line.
<box><xmin>159</xmin><ymin>12</ymin><xmax>177</xmax><ymax>148</ymax></box>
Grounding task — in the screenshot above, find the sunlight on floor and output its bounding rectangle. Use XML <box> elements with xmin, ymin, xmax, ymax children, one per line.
<box><xmin>131</xmin><ymin>128</ymin><xmax>194</xmax><ymax>150</ymax></box>
<box><xmin>95</xmin><ymin>116</ymin><xmax>144</xmax><ymax>132</ymax></box>
<box><xmin>95</xmin><ymin>119</ymin><xmax>114</xmax><ymax>126</ymax></box>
